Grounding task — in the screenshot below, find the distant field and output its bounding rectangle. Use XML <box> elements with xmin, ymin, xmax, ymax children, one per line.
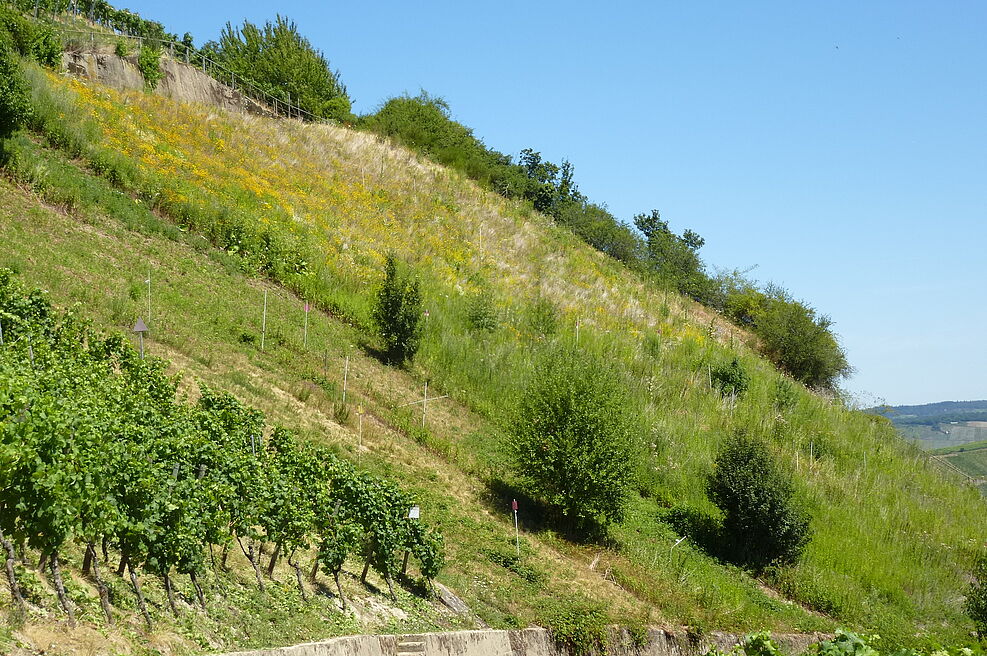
<box><xmin>897</xmin><ymin>423</ymin><xmax>987</xmax><ymax>450</ymax></box>
<box><xmin>944</xmin><ymin>450</ymin><xmax>987</xmax><ymax>479</ymax></box>
<box><xmin>931</xmin><ymin>439</ymin><xmax>987</xmax><ymax>455</ymax></box>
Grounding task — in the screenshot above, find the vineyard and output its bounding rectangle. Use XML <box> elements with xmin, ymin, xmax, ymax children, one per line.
<box><xmin>0</xmin><ymin>268</ymin><xmax>443</xmax><ymax>629</ymax></box>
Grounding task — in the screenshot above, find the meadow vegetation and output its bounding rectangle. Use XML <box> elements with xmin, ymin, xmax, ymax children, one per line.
<box><xmin>0</xmin><ymin>1</ymin><xmax>985</xmax><ymax>652</ymax></box>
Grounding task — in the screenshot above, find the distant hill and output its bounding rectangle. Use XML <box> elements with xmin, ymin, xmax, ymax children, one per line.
<box><xmin>867</xmin><ymin>400</ymin><xmax>987</xmax><ymax>450</ymax></box>
<box><xmin>869</xmin><ymin>400</ymin><xmax>987</xmax><ymax>420</ymax></box>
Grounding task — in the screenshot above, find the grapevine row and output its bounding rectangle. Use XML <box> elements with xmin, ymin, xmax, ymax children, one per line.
<box><xmin>0</xmin><ymin>269</ymin><xmax>444</xmax><ymax>627</ymax></box>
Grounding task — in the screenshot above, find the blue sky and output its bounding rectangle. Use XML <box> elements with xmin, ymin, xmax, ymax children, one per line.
<box><xmin>126</xmin><ymin>1</ymin><xmax>986</xmax><ymax>406</ymax></box>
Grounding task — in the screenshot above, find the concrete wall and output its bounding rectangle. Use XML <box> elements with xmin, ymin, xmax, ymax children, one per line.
<box><xmin>215</xmin><ymin>627</ymin><xmax>829</xmax><ymax>656</ymax></box>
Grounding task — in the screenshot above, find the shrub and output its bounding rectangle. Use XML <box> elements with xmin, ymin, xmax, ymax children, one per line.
<box><xmin>0</xmin><ymin>6</ymin><xmax>34</xmax><ymax>57</ymax></box>
<box><xmin>707</xmin><ymin>432</ymin><xmax>811</xmax><ymax>569</ymax></box>
<box><xmin>137</xmin><ymin>43</ymin><xmax>163</xmax><ymax>90</ymax></box>
<box><xmin>967</xmin><ymin>553</ymin><xmax>987</xmax><ymax>639</ymax></box>
<box><xmin>31</xmin><ymin>25</ymin><xmax>60</xmax><ymax>69</ymax></box>
<box><xmin>711</xmin><ymin>358</ymin><xmax>749</xmax><ymax>398</ymax></box>
<box><xmin>541</xmin><ymin>597</ymin><xmax>609</xmax><ymax>656</ymax></box>
<box><xmin>114</xmin><ymin>39</ymin><xmax>130</xmax><ymax>57</ymax></box>
<box><xmin>526</xmin><ymin>295</ymin><xmax>558</xmax><ymax>338</ymax></box>
<box><xmin>203</xmin><ymin>15</ymin><xmax>351</xmax><ymax>121</ymax></box>
<box><xmin>372</xmin><ymin>254</ymin><xmax>423</xmax><ymax>364</ymax></box>
<box><xmin>748</xmin><ymin>288</ymin><xmax>850</xmax><ymax>389</ymax></box>
<box><xmin>0</xmin><ymin>45</ymin><xmax>31</xmax><ymax>140</ymax></box>
<box><xmin>509</xmin><ymin>347</ymin><xmax>638</xmax><ymax>531</ymax></box>
<box><xmin>466</xmin><ymin>288</ymin><xmax>498</xmax><ymax>333</ymax></box>
<box><xmin>808</xmin><ymin>630</ymin><xmax>879</xmax><ymax>656</ymax></box>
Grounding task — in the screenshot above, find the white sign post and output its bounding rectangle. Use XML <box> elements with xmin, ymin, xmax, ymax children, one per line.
<box><xmin>303</xmin><ymin>302</ymin><xmax>309</xmax><ymax>348</ymax></box>
<box><xmin>260</xmin><ymin>290</ymin><xmax>268</xmax><ymax>351</ymax></box>
<box><xmin>512</xmin><ymin>499</ymin><xmax>520</xmax><ymax>557</ymax></box>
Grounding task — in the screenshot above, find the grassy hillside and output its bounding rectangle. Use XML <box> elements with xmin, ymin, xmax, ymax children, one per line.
<box><xmin>0</xmin><ymin>55</ymin><xmax>986</xmax><ymax>653</ymax></box>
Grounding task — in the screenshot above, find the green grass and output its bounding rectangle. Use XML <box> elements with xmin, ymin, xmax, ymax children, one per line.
<box><xmin>932</xmin><ymin>440</ymin><xmax>987</xmax><ymax>455</ymax></box>
<box><xmin>943</xmin><ymin>451</ymin><xmax>987</xmax><ymax>479</ymax></box>
<box><xmin>1</xmin><ymin>58</ymin><xmax>986</xmax><ymax>652</ymax></box>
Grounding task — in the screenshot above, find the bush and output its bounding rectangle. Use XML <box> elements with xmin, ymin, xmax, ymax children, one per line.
<box><xmin>967</xmin><ymin>553</ymin><xmax>987</xmax><ymax>639</ymax></box>
<box><xmin>137</xmin><ymin>43</ymin><xmax>163</xmax><ymax>90</ymax></box>
<box><xmin>203</xmin><ymin>15</ymin><xmax>351</xmax><ymax>121</ymax></box>
<box><xmin>0</xmin><ymin>45</ymin><xmax>31</xmax><ymax>140</ymax></box>
<box><xmin>31</xmin><ymin>25</ymin><xmax>60</xmax><ymax>69</ymax></box>
<box><xmin>740</xmin><ymin>286</ymin><xmax>850</xmax><ymax>389</ymax></box>
<box><xmin>372</xmin><ymin>254</ymin><xmax>423</xmax><ymax>364</ymax></box>
<box><xmin>114</xmin><ymin>39</ymin><xmax>130</xmax><ymax>57</ymax></box>
<box><xmin>465</xmin><ymin>288</ymin><xmax>498</xmax><ymax>333</ymax></box>
<box><xmin>711</xmin><ymin>358</ymin><xmax>749</xmax><ymax>398</ymax></box>
<box><xmin>707</xmin><ymin>432</ymin><xmax>811</xmax><ymax>569</ymax></box>
<box><xmin>541</xmin><ymin>597</ymin><xmax>609</xmax><ymax>656</ymax></box>
<box><xmin>0</xmin><ymin>6</ymin><xmax>34</xmax><ymax>57</ymax></box>
<box><xmin>509</xmin><ymin>347</ymin><xmax>638</xmax><ymax>531</ymax></box>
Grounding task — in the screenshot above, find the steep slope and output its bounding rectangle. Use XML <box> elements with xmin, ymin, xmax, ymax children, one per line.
<box><xmin>0</xmin><ymin>57</ymin><xmax>985</xmax><ymax>651</ymax></box>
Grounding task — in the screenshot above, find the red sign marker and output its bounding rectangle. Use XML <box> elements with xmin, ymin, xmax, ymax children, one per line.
<box><xmin>512</xmin><ymin>499</ymin><xmax>518</xmax><ymax>511</ymax></box>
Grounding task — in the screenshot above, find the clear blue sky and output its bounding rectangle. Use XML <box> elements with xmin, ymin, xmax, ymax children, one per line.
<box><xmin>126</xmin><ymin>0</ymin><xmax>986</xmax><ymax>406</ymax></box>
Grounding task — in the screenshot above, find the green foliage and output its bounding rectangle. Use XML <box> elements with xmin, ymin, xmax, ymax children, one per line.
<box><xmin>0</xmin><ymin>45</ymin><xmax>31</xmax><ymax>139</ymax></box>
<box><xmin>634</xmin><ymin>209</ymin><xmax>712</xmax><ymax>302</ymax></box>
<box><xmin>808</xmin><ymin>630</ymin><xmax>880</xmax><ymax>656</ymax></box>
<box><xmin>741</xmin><ymin>631</ymin><xmax>784</xmax><ymax>656</ymax></box>
<box><xmin>540</xmin><ymin>597</ymin><xmax>609</xmax><ymax>656</ymax></box>
<box><xmin>30</xmin><ymin>25</ymin><xmax>59</xmax><ymax>69</ymax></box>
<box><xmin>771</xmin><ymin>378</ymin><xmax>799</xmax><ymax>412</ymax></box>
<box><xmin>526</xmin><ymin>295</ymin><xmax>558</xmax><ymax>338</ymax></box>
<box><xmin>0</xmin><ymin>268</ymin><xmax>444</xmax><ymax>621</ymax></box>
<box><xmin>204</xmin><ymin>15</ymin><xmax>351</xmax><ymax>121</ymax></box>
<box><xmin>372</xmin><ymin>254</ymin><xmax>423</xmax><ymax>364</ymax></box>
<box><xmin>465</xmin><ymin>287</ymin><xmax>498</xmax><ymax>333</ymax></box>
<box><xmin>751</xmin><ymin>289</ymin><xmax>850</xmax><ymax>389</ymax></box>
<box><xmin>966</xmin><ymin>553</ymin><xmax>987</xmax><ymax>639</ymax></box>
<box><xmin>0</xmin><ymin>5</ymin><xmax>35</xmax><ymax>56</ymax></box>
<box><xmin>711</xmin><ymin>358</ymin><xmax>750</xmax><ymax>399</ymax></box>
<box><xmin>707</xmin><ymin>433</ymin><xmax>811</xmax><ymax>569</ymax></box>
<box><xmin>137</xmin><ymin>43</ymin><xmax>163</xmax><ymax>90</ymax></box>
<box><xmin>509</xmin><ymin>347</ymin><xmax>638</xmax><ymax>531</ymax></box>
<box><xmin>705</xmin><ymin>631</ymin><xmax>790</xmax><ymax>656</ymax></box>
<box><xmin>114</xmin><ymin>39</ymin><xmax>130</xmax><ymax>57</ymax></box>
<box><xmin>364</xmin><ymin>92</ymin><xmax>502</xmax><ymax>182</ymax></box>
<box><xmin>721</xmin><ymin>280</ymin><xmax>850</xmax><ymax>389</ymax></box>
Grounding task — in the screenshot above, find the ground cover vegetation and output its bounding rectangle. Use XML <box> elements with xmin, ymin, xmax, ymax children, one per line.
<box><xmin>0</xmin><ymin>2</ymin><xmax>986</xmax><ymax>651</ymax></box>
<box><xmin>0</xmin><ymin>269</ymin><xmax>445</xmax><ymax>628</ymax></box>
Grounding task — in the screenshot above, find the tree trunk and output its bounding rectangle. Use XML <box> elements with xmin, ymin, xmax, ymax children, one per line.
<box><xmin>236</xmin><ymin>536</ymin><xmax>265</xmax><ymax>592</ymax></box>
<box><xmin>266</xmin><ymin>541</ymin><xmax>281</xmax><ymax>578</ymax></box>
<box><xmin>128</xmin><ymin>563</ymin><xmax>153</xmax><ymax>628</ymax></box>
<box><xmin>49</xmin><ymin>550</ymin><xmax>76</xmax><ymax>628</ymax></box>
<box><xmin>360</xmin><ymin>558</ymin><xmax>370</xmax><ymax>584</ymax></box>
<box><xmin>87</xmin><ymin>542</ymin><xmax>113</xmax><ymax>625</ymax></box>
<box><xmin>101</xmin><ymin>536</ymin><xmax>109</xmax><ymax>562</ymax></box>
<box><xmin>309</xmin><ymin>549</ymin><xmax>320</xmax><ymax>583</ymax></box>
<box><xmin>82</xmin><ymin>545</ymin><xmax>93</xmax><ymax>577</ymax></box>
<box><xmin>38</xmin><ymin>552</ymin><xmax>47</xmax><ymax>572</ymax></box>
<box><xmin>209</xmin><ymin>543</ymin><xmax>216</xmax><ymax>571</ymax></box>
<box><xmin>384</xmin><ymin>572</ymin><xmax>397</xmax><ymax>602</ymax></box>
<box><xmin>0</xmin><ymin>526</ymin><xmax>26</xmax><ymax>615</ymax></box>
<box><xmin>288</xmin><ymin>550</ymin><xmax>307</xmax><ymax>602</ymax></box>
<box><xmin>190</xmin><ymin>570</ymin><xmax>206</xmax><ymax>609</ymax></box>
<box><xmin>333</xmin><ymin>571</ymin><xmax>347</xmax><ymax>611</ymax></box>
<box><xmin>163</xmin><ymin>571</ymin><xmax>177</xmax><ymax>615</ymax></box>
<box><xmin>221</xmin><ymin>542</ymin><xmax>230</xmax><ymax>570</ymax></box>
<box><xmin>401</xmin><ymin>550</ymin><xmax>410</xmax><ymax>576</ymax></box>
<box><xmin>116</xmin><ymin>551</ymin><xmax>129</xmax><ymax>576</ymax></box>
